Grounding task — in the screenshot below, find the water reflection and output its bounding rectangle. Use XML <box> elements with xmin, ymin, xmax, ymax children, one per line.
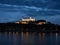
<box><xmin>13</xmin><ymin>32</ymin><xmax>18</xmax><ymax>45</ymax></box>
<box><xmin>0</xmin><ymin>32</ymin><xmax>60</xmax><ymax>45</ymax></box>
<box><xmin>55</xmin><ymin>33</ymin><xmax>58</xmax><ymax>45</ymax></box>
<box><xmin>56</xmin><ymin>33</ymin><xmax>58</xmax><ymax>39</ymax></box>
<box><xmin>21</xmin><ymin>32</ymin><xmax>24</xmax><ymax>41</ymax></box>
<box><xmin>25</xmin><ymin>32</ymin><xmax>29</xmax><ymax>40</ymax></box>
<box><xmin>39</xmin><ymin>32</ymin><xmax>46</xmax><ymax>45</ymax></box>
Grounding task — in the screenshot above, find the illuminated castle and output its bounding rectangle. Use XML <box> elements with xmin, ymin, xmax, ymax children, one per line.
<box><xmin>16</xmin><ymin>17</ymin><xmax>47</xmax><ymax>25</ymax></box>
<box><xmin>22</xmin><ymin>17</ymin><xmax>35</xmax><ymax>22</ymax></box>
<box><xmin>16</xmin><ymin>17</ymin><xmax>35</xmax><ymax>24</ymax></box>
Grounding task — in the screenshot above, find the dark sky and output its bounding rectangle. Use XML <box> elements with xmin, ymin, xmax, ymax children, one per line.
<box><xmin>0</xmin><ymin>0</ymin><xmax>60</xmax><ymax>24</ymax></box>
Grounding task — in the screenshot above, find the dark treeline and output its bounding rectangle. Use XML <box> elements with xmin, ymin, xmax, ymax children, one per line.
<box><xmin>0</xmin><ymin>22</ymin><xmax>60</xmax><ymax>32</ymax></box>
<box><xmin>0</xmin><ymin>20</ymin><xmax>60</xmax><ymax>32</ymax></box>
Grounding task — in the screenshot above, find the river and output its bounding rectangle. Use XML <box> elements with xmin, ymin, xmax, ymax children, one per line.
<box><xmin>0</xmin><ymin>32</ymin><xmax>60</xmax><ymax>45</ymax></box>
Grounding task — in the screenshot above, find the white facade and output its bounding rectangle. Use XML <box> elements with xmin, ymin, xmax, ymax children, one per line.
<box><xmin>38</xmin><ymin>22</ymin><xmax>46</xmax><ymax>25</ymax></box>
<box><xmin>22</xmin><ymin>17</ymin><xmax>35</xmax><ymax>22</ymax></box>
<box><xmin>16</xmin><ymin>21</ymin><xmax>20</xmax><ymax>24</ymax></box>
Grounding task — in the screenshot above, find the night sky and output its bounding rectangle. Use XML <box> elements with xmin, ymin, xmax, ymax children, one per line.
<box><xmin>0</xmin><ymin>0</ymin><xmax>60</xmax><ymax>24</ymax></box>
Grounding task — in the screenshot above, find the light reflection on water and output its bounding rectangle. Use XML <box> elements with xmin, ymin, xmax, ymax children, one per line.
<box><xmin>0</xmin><ymin>32</ymin><xmax>60</xmax><ymax>45</ymax></box>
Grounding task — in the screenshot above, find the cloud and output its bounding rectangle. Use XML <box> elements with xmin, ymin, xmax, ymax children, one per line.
<box><xmin>0</xmin><ymin>3</ymin><xmax>60</xmax><ymax>24</ymax></box>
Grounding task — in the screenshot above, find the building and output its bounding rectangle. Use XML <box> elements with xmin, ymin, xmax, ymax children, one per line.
<box><xmin>21</xmin><ymin>21</ymin><xmax>28</xmax><ymax>24</ymax></box>
<box><xmin>22</xmin><ymin>17</ymin><xmax>35</xmax><ymax>22</ymax></box>
<box><xmin>36</xmin><ymin>20</ymin><xmax>47</xmax><ymax>25</ymax></box>
<box><xmin>16</xmin><ymin>17</ymin><xmax>47</xmax><ymax>25</ymax></box>
<box><xmin>16</xmin><ymin>17</ymin><xmax>35</xmax><ymax>24</ymax></box>
<box><xmin>16</xmin><ymin>21</ymin><xmax>20</xmax><ymax>24</ymax></box>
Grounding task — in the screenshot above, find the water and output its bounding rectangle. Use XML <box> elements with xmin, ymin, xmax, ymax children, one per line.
<box><xmin>0</xmin><ymin>32</ymin><xmax>60</xmax><ymax>45</ymax></box>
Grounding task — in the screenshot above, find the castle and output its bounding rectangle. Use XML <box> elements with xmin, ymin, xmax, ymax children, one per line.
<box><xmin>22</xmin><ymin>17</ymin><xmax>35</xmax><ymax>22</ymax></box>
<box><xmin>16</xmin><ymin>17</ymin><xmax>47</xmax><ymax>25</ymax></box>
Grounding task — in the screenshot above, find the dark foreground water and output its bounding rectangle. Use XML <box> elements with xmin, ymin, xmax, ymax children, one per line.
<box><xmin>0</xmin><ymin>32</ymin><xmax>60</xmax><ymax>45</ymax></box>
